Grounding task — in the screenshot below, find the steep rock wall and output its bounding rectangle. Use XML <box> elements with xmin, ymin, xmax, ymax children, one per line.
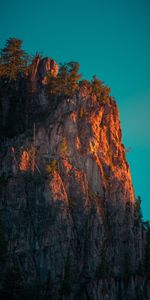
<box><xmin>0</xmin><ymin>93</ymin><xmax>149</xmax><ymax>299</ymax></box>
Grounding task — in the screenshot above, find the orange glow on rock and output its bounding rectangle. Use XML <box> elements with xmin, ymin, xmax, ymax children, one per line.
<box><xmin>70</xmin><ymin>111</ymin><xmax>77</xmax><ymax>122</ymax></box>
<box><xmin>49</xmin><ymin>170</ymin><xmax>68</xmax><ymax>202</ymax></box>
<box><xmin>75</xmin><ymin>137</ymin><xmax>81</xmax><ymax>150</ymax></box>
<box><xmin>19</xmin><ymin>150</ymin><xmax>30</xmax><ymax>171</ymax></box>
<box><xmin>62</xmin><ymin>159</ymin><xmax>72</xmax><ymax>174</ymax></box>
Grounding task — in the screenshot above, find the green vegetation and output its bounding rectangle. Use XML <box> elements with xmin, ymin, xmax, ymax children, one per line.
<box><xmin>91</xmin><ymin>75</ymin><xmax>110</xmax><ymax>102</ymax></box>
<box><xmin>0</xmin><ymin>38</ymin><xmax>110</xmax><ymax>101</ymax></box>
<box><xmin>46</xmin><ymin>61</ymin><xmax>81</xmax><ymax>97</ymax></box>
<box><xmin>46</xmin><ymin>71</ymin><xmax>111</xmax><ymax>102</ymax></box>
<box><xmin>79</xmin><ymin>79</ymin><xmax>91</xmax><ymax>90</ymax></box>
<box><xmin>0</xmin><ymin>38</ymin><xmax>30</xmax><ymax>80</ymax></box>
<box><xmin>0</xmin><ymin>37</ymin><xmax>111</xmax><ymax>138</ymax></box>
<box><xmin>0</xmin><ymin>37</ymin><xmax>111</xmax><ymax>102</ymax></box>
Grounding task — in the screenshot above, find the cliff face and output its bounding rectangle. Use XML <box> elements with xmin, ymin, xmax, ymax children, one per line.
<box><xmin>0</xmin><ymin>58</ymin><xmax>149</xmax><ymax>300</ymax></box>
<box><xmin>30</xmin><ymin>55</ymin><xmax>59</xmax><ymax>90</ymax></box>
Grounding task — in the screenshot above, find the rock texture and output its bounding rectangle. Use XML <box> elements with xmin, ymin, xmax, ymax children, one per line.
<box><xmin>30</xmin><ymin>55</ymin><xmax>59</xmax><ymax>91</ymax></box>
<box><xmin>0</xmin><ymin>63</ymin><xmax>149</xmax><ymax>300</ymax></box>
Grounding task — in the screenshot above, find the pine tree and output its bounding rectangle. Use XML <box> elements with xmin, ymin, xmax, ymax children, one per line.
<box><xmin>0</xmin><ymin>38</ymin><xmax>30</xmax><ymax>80</ymax></box>
<box><xmin>47</xmin><ymin>62</ymin><xmax>81</xmax><ymax>97</ymax></box>
<box><xmin>67</xmin><ymin>61</ymin><xmax>81</xmax><ymax>92</ymax></box>
<box><xmin>91</xmin><ymin>75</ymin><xmax>110</xmax><ymax>102</ymax></box>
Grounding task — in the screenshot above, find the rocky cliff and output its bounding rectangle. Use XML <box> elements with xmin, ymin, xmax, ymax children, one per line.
<box><xmin>30</xmin><ymin>55</ymin><xmax>59</xmax><ymax>91</ymax></box>
<box><xmin>0</xmin><ymin>57</ymin><xmax>149</xmax><ymax>300</ymax></box>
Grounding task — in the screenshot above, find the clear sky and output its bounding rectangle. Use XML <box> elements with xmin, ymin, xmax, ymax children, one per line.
<box><xmin>1</xmin><ymin>0</ymin><xmax>150</xmax><ymax>219</ymax></box>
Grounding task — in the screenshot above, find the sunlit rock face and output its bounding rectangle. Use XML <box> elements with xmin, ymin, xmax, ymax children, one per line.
<box><xmin>0</xmin><ymin>90</ymin><xmax>148</xmax><ymax>299</ymax></box>
<box><xmin>30</xmin><ymin>55</ymin><xmax>58</xmax><ymax>91</ymax></box>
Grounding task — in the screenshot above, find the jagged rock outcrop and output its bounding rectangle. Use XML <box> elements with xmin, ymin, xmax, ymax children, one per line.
<box><xmin>30</xmin><ymin>55</ymin><xmax>59</xmax><ymax>91</ymax></box>
<box><xmin>0</xmin><ymin>55</ymin><xmax>59</xmax><ymax>137</ymax></box>
<box><xmin>0</xmin><ymin>69</ymin><xmax>149</xmax><ymax>299</ymax></box>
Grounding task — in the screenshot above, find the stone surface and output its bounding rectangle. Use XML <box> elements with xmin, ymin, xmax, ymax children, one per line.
<box><xmin>30</xmin><ymin>55</ymin><xmax>59</xmax><ymax>91</ymax></box>
<box><xmin>0</xmin><ymin>91</ymin><xmax>149</xmax><ymax>299</ymax></box>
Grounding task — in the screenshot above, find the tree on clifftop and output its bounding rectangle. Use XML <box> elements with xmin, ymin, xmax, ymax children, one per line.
<box><xmin>0</xmin><ymin>38</ymin><xmax>30</xmax><ymax>80</ymax></box>
<box><xmin>46</xmin><ymin>61</ymin><xmax>81</xmax><ymax>97</ymax></box>
<box><xmin>91</xmin><ymin>75</ymin><xmax>110</xmax><ymax>102</ymax></box>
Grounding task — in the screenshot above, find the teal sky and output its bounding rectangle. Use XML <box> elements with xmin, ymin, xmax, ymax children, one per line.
<box><xmin>1</xmin><ymin>0</ymin><xmax>150</xmax><ymax>219</ymax></box>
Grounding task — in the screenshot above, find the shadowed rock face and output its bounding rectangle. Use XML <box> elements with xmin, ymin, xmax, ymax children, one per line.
<box><xmin>0</xmin><ymin>56</ymin><xmax>59</xmax><ymax>137</ymax></box>
<box><xmin>0</xmin><ymin>83</ymin><xmax>149</xmax><ymax>299</ymax></box>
